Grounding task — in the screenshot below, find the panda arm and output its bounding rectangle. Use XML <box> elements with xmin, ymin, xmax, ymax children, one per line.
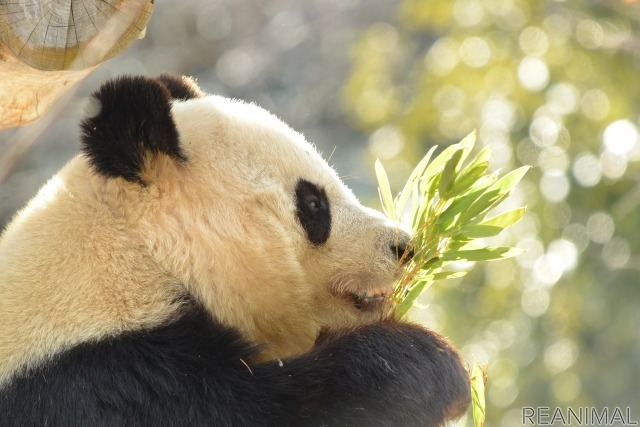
<box><xmin>0</xmin><ymin>303</ymin><xmax>468</xmax><ymax>427</ymax></box>
<box><xmin>0</xmin><ymin>303</ymin><xmax>284</xmax><ymax>427</ymax></box>
<box><xmin>260</xmin><ymin>321</ymin><xmax>470</xmax><ymax>427</ymax></box>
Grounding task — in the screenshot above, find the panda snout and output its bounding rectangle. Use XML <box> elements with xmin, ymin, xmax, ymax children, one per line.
<box><xmin>391</xmin><ymin>241</ymin><xmax>414</xmax><ymax>265</ymax></box>
<box><xmin>388</xmin><ymin>232</ymin><xmax>414</xmax><ymax>266</ymax></box>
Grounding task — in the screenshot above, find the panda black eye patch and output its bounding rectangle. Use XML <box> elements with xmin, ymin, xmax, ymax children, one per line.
<box><xmin>295</xmin><ymin>179</ymin><xmax>331</xmax><ymax>245</ymax></box>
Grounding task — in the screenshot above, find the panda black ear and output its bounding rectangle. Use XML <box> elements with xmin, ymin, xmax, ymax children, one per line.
<box><xmin>155</xmin><ymin>73</ymin><xmax>205</xmax><ymax>100</ymax></box>
<box><xmin>80</xmin><ymin>75</ymin><xmax>187</xmax><ymax>184</ymax></box>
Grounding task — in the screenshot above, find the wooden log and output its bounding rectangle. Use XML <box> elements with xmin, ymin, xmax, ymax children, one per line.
<box><xmin>0</xmin><ymin>0</ymin><xmax>154</xmax><ymax>129</ymax></box>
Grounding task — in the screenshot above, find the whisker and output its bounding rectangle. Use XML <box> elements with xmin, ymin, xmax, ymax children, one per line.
<box><xmin>327</xmin><ymin>145</ymin><xmax>338</xmax><ymax>163</ymax></box>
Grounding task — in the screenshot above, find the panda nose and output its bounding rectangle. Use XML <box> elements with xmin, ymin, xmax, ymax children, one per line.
<box><xmin>390</xmin><ymin>239</ymin><xmax>414</xmax><ymax>265</ymax></box>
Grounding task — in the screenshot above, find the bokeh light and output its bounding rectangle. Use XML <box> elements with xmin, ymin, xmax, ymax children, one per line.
<box><xmin>517</xmin><ymin>57</ymin><xmax>549</xmax><ymax>91</ymax></box>
<box><xmin>530</xmin><ymin>116</ymin><xmax>560</xmax><ymax>147</ymax></box>
<box><xmin>368</xmin><ymin>126</ymin><xmax>405</xmax><ymax>159</ymax></box>
<box><xmin>572</xmin><ymin>152</ymin><xmax>602</xmax><ymax>187</ymax></box>
<box><xmin>425</xmin><ymin>37</ymin><xmax>460</xmax><ymax>76</ymax></box>
<box><xmin>602</xmin><ymin>237</ymin><xmax>631</xmax><ymax>269</ymax></box>
<box><xmin>576</xmin><ymin>20</ymin><xmax>604</xmax><ymax>49</ymax></box>
<box><xmin>552</xmin><ymin>372</ymin><xmax>582</xmax><ymax>402</ymax></box>
<box><xmin>453</xmin><ymin>0</ymin><xmax>485</xmax><ymax>27</ymax></box>
<box><xmin>581</xmin><ymin>89</ymin><xmax>610</xmax><ymax>120</ymax></box>
<box><xmin>521</xmin><ymin>288</ymin><xmax>550</xmax><ymax>317</ymax></box>
<box><xmin>460</xmin><ymin>36</ymin><xmax>492</xmax><ymax>68</ymax></box>
<box><xmin>539</xmin><ymin>171</ymin><xmax>570</xmax><ymax>202</ymax></box>
<box><xmin>586</xmin><ymin>212</ymin><xmax>615</xmax><ymax>244</ymax></box>
<box><xmin>544</xmin><ymin>339</ymin><xmax>579</xmax><ymax>374</ymax></box>
<box><xmin>519</xmin><ymin>26</ymin><xmax>549</xmax><ymax>57</ymax></box>
<box><xmin>216</xmin><ymin>48</ymin><xmax>260</xmax><ymax>87</ymax></box>
<box><xmin>603</xmin><ymin>119</ymin><xmax>639</xmax><ymax>155</ymax></box>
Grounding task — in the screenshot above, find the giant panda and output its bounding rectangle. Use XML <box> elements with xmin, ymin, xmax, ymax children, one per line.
<box><xmin>0</xmin><ymin>74</ymin><xmax>470</xmax><ymax>426</ymax></box>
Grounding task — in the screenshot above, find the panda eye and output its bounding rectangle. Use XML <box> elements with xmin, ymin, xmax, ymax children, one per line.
<box><xmin>305</xmin><ymin>195</ymin><xmax>323</xmax><ymax>211</ymax></box>
<box><xmin>295</xmin><ymin>179</ymin><xmax>331</xmax><ymax>246</ymax></box>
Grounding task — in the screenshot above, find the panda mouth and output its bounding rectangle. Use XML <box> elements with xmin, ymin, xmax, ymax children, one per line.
<box><xmin>329</xmin><ymin>274</ymin><xmax>393</xmax><ymax>313</ymax></box>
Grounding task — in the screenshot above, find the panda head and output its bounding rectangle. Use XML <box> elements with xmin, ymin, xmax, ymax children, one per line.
<box><xmin>79</xmin><ymin>74</ymin><xmax>412</xmax><ymax>357</ymax></box>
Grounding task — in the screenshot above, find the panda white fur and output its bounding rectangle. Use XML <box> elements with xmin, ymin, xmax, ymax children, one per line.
<box><xmin>0</xmin><ymin>74</ymin><xmax>469</xmax><ymax>426</ymax></box>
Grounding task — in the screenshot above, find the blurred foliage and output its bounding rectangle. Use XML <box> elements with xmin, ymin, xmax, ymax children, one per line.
<box><xmin>344</xmin><ymin>0</ymin><xmax>640</xmax><ymax>425</ymax></box>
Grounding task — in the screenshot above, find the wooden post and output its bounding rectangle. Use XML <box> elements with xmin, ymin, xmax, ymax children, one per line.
<box><xmin>0</xmin><ymin>0</ymin><xmax>154</xmax><ymax>129</ymax></box>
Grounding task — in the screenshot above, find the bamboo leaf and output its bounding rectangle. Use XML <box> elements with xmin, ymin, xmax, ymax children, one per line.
<box><xmin>458</xmin><ymin>188</ymin><xmax>502</xmax><ymax>224</ymax></box>
<box><xmin>460</xmin><ymin>224</ymin><xmax>504</xmax><ymax>238</ymax></box>
<box><xmin>460</xmin><ymin>207</ymin><xmax>526</xmax><ymax>238</ymax></box>
<box><xmin>464</xmin><ymin>144</ymin><xmax>491</xmax><ymax>172</ymax></box>
<box><xmin>395</xmin><ymin>281</ymin><xmax>430</xmax><ymax>318</ymax></box>
<box><xmin>422</xmin><ymin>144</ymin><xmax>462</xmax><ymax>184</ymax></box>
<box><xmin>416</xmin><ymin>270</ymin><xmax>468</xmax><ymax>281</ymax></box>
<box><xmin>395</xmin><ymin>146</ymin><xmax>437</xmax><ymax>219</ymax></box>
<box><xmin>375</xmin><ymin>159</ymin><xmax>396</xmax><ymax>221</ymax></box>
<box><xmin>456</xmin><ymin>129</ymin><xmax>477</xmax><ymax>166</ymax></box>
<box><xmin>480</xmin><ymin>207</ymin><xmax>527</xmax><ymax>228</ymax></box>
<box><xmin>471</xmin><ymin>362</ymin><xmax>487</xmax><ymax>427</ymax></box>
<box><xmin>438</xmin><ymin>148</ymin><xmax>464</xmax><ymax>199</ymax></box>
<box><xmin>463</xmin><ymin>166</ymin><xmax>530</xmax><ymax>222</ymax></box>
<box><xmin>449</xmin><ymin>146</ymin><xmax>491</xmax><ymax>196</ymax></box>
<box><xmin>437</xmin><ymin>183</ymin><xmax>493</xmax><ymax>231</ymax></box>
<box><xmin>490</xmin><ymin>165</ymin><xmax>530</xmax><ymax>196</ymax></box>
<box><xmin>389</xmin><ymin>132</ymin><xmax>529</xmax><ymax>320</ymax></box>
<box><xmin>449</xmin><ymin>162</ymin><xmax>489</xmax><ymax>198</ymax></box>
<box><xmin>441</xmin><ymin>246</ymin><xmax>525</xmax><ymax>262</ymax></box>
<box><xmin>412</xmin><ymin>194</ymin><xmax>432</xmax><ymax>233</ymax></box>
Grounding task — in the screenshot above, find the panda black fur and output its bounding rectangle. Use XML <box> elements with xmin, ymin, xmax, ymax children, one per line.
<box><xmin>0</xmin><ymin>74</ymin><xmax>470</xmax><ymax>426</ymax></box>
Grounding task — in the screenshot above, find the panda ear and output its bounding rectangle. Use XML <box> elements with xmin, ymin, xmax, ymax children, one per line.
<box><xmin>155</xmin><ymin>73</ymin><xmax>205</xmax><ymax>100</ymax></box>
<box><xmin>80</xmin><ymin>75</ymin><xmax>187</xmax><ymax>184</ymax></box>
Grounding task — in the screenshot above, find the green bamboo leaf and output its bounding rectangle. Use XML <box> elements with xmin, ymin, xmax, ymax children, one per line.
<box><xmin>390</xmin><ymin>131</ymin><xmax>528</xmax><ymax>320</ymax></box>
<box><xmin>471</xmin><ymin>362</ymin><xmax>487</xmax><ymax>427</ymax></box>
<box><xmin>455</xmin><ymin>129</ymin><xmax>477</xmax><ymax>166</ymax></box>
<box><xmin>461</xmin><ymin>166</ymin><xmax>529</xmax><ymax>222</ymax></box>
<box><xmin>419</xmin><ymin>133</ymin><xmax>475</xmax><ymax>200</ymax></box>
<box><xmin>448</xmin><ymin>162</ymin><xmax>490</xmax><ymax>198</ymax></box>
<box><xmin>441</xmin><ymin>246</ymin><xmax>525</xmax><ymax>262</ymax></box>
<box><xmin>416</xmin><ymin>270</ymin><xmax>468</xmax><ymax>281</ymax></box>
<box><xmin>438</xmin><ymin>148</ymin><xmax>464</xmax><ymax>199</ymax></box>
<box><xmin>375</xmin><ymin>159</ymin><xmax>396</xmax><ymax>221</ymax></box>
<box><xmin>446</xmin><ymin>236</ymin><xmax>474</xmax><ymax>252</ymax></box>
<box><xmin>395</xmin><ymin>281</ymin><xmax>430</xmax><ymax>318</ymax></box>
<box><xmin>464</xmin><ymin>144</ymin><xmax>491</xmax><ymax>172</ymax></box>
<box><xmin>409</xmin><ymin>188</ymin><xmax>420</xmax><ymax>228</ymax></box>
<box><xmin>422</xmin><ymin>144</ymin><xmax>462</xmax><ymax>186</ymax></box>
<box><xmin>415</xmin><ymin>256</ymin><xmax>443</xmax><ymax>272</ymax></box>
<box><xmin>459</xmin><ymin>189</ymin><xmax>502</xmax><ymax>224</ymax></box>
<box><xmin>436</xmin><ymin>182</ymin><xmax>494</xmax><ymax>231</ymax></box>
<box><xmin>459</xmin><ymin>207</ymin><xmax>526</xmax><ymax>238</ymax></box>
<box><xmin>395</xmin><ymin>146</ymin><xmax>437</xmax><ymax>219</ymax></box>
<box><xmin>411</xmin><ymin>301</ymin><xmax>429</xmax><ymax>310</ymax></box>
<box><xmin>490</xmin><ymin>165</ymin><xmax>530</xmax><ymax>195</ymax></box>
<box><xmin>412</xmin><ymin>194</ymin><xmax>432</xmax><ymax>233</ymax></box>
<box><xmin>480</xmin><ymin>207</ymin><xmax>527</xmax><ymax>228</ymax></box>
<box><xmin>425</xmin><ymin>173</ymin><xmax>439</xmax><ymax>203</ymax></box>
<box><xmin>449</xmin><ymin>146</ymin><xmax>491</xmax><ymax>196</ymax></box>
<box><xmin>460</xmin><ymin>224</ymin><xmax>504</xmax><ymax>238</ymax></box>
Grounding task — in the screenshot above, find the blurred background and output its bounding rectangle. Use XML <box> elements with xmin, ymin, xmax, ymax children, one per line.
<box><xmin>1</xmin><ymin>0</ymin><xmax>639</xmax><ymax>424</ymax></box>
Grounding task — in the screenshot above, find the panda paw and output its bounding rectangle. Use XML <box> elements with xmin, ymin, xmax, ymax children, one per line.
<box><xmin>288</xmin><ymin>321</ymin><xmax>471</xmax><ymax>427</ymax></box>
